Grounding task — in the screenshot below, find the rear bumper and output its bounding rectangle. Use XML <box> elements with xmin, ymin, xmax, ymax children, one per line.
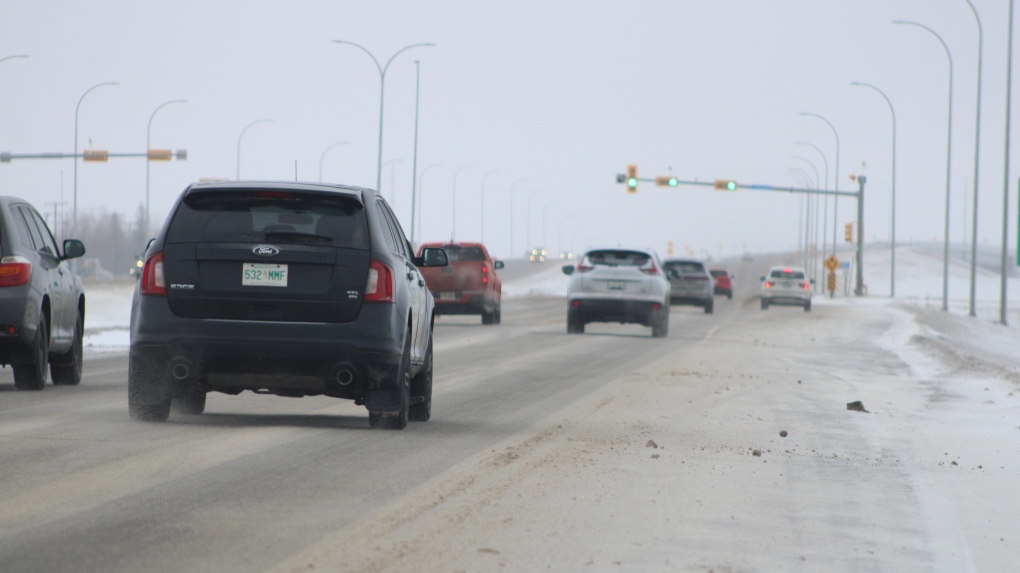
<box><xmin>0</xmin><ymin>290</ymin><xmax>40</xmax><ymax>364</ymax></box>
<box><xmin>669</xmin><ymin>294</ymin><xmax>712</xmax><ymax>306</ymax></box>
<box><xmin>568</xmin><ymin>298</ymin><xmax>663</xmax><ymax>326</ymax></box>
<box><xmin>432</xmin><ymin>291</ymin><xmax>496</xmax><ymax>315</ymax></box>
<box><xmin>762</xmin><ymin>292</ymin><xmax>811</xmax><ymax>305</ymax></box>
<box><xmin>129</xmin><ymin>294</ymin><xmax>406</xmax><ymax>404</ymax></box>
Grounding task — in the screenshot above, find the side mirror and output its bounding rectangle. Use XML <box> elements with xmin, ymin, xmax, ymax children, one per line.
<box><xmin>759</xmin><ymin>276</ymin><xmax>766</xmax><ymax>281</ymax></box>
<box><xmin>62</xmin><ymin>239</ymin><xmax>86</xmax><ymax>260</ymax></box>
<box><xmin>562</xmin><ymin>265</ymin><xmax>574</xmax><ymax>276</ymax></box>
<box><xmin>810</xmin><ymin>279</ymin><xmax>816</xmax><ymax>285</ymax></box>
<box><xmin>419</xmin><ymin>247</ymin><xmax>448</xmax><ymax>267</ymax></box>
<box><xmin>494</xmin><ymin>260</ymin><xmax>504</xmax><ymax>270</ymax></box>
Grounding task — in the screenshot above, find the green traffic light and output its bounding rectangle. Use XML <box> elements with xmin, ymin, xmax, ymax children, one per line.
<box><xmin>627</xmin><ymin>178</ymin><xmax>637</xmax><ymax>188</ymax></box>
<box><xmin>668</xmin><ymin>178</ymin><xmax>678</xmax><ymax>187</ymax></box>
<box><xmin>727</xmin><ymin>181</ymin><xmax>737</xmax><ymax>191</ymax></box>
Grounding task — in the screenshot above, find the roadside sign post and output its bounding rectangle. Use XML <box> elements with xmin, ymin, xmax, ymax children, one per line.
<box><xmin>824</xmin><ymin>255</ymin><xmax>840</xmax><ymax>297</ymax></box>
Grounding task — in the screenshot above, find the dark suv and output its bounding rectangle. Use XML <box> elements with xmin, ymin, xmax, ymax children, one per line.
<box><xmin>129</xmin><ymin>181</ymin><xmax>448</xmax><ymax>429</ymax></box>
<box><xmin>0</xmin><ymin>196</ymin><xmax>87</xmax><ymax>390</ymax></box>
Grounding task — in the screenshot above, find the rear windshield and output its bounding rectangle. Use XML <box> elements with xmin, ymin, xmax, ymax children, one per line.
<box><xmin>770</xmin><ymin>269</ymin><xmax>805</xmax><ymax>279</ymax></box>
<box><xmin>436</xmin><ymin>246</ymin><xmax>485</xmax><ymax>261</ymax></box>
<box><xmin>166</xmin><ymin>190</ymin><xmax>369</xmax><ymax>249</ymax></box>
<box><xmin>665</xmin><ymin>261</ymin><xmax>705</xmax><ymax>274</ymax></box>
<box><xmin>709</xmin><ymin>269</ymin><xmax>726</xmax><ymax>277</ymax></box>
<box><xmin>582</xmin><ymin>250</ymin><xmax>650</xmax><ymax>267</ymax></box>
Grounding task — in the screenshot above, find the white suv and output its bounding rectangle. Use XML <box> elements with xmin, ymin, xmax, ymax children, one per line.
<box><xmin>561</xmin><ymin>247</ymin><xmax>671</xmax><ymax>337</ymax></box>
<box><xmin>760</xmin><ymin>266</ymin><xmax>812</xmax><ymax>311</ymax></box>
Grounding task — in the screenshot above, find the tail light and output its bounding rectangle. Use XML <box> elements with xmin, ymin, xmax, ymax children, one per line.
<box><xmin>365</xmin><ymin>259</ymin><xmax>395</xmax><ymax>303</ymax></box>
<box><xmin>576</xmin><ymin>259</ymin><xmax>594</xmax><ymax>272</ymax></box>
<box><xmin>651</xmin><ymin>303</ymin><xmax>661</xmax><ymax>311</ymax></box>
<box><xmin>639</xmin><ymin>259</ymin><xmax>659</xmax><ymax>275</ymax></box>
<box><xmin>140</xmin><ymin>252</ymin><xmax>166</xmax><ymax>296</ymax></box>
<box><xmin>803</xmin><ymin>281</ymin><xmax>810</xmax><ymax>291</ymax></box>
<box><xmin>482</xmin><ymin>265</ymin><xmax>488</xmax><ymax>285</ymax></box>
<box><xmin>765</xmin><ymin>281</ymin><xmax>774</xmax><ymax>289</ymax></box>
<box><xmin>0</xmin><ymin>256</ymin><xmax>32</xmax><ymax>287</ymax></box>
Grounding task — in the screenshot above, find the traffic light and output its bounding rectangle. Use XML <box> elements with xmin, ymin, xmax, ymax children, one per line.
<box><xmin>844</xmin><ymin>222</ymin><xmax>853</xmax><ymax>243</ymax></box>
<box><xmin>714</xmin><ymin>179</ymin><xmax>737</xmax><ymax>191</ymax></box>
<box><xmin>655</xmin><ymin>176</ymin><xmax>679</xmax><ymax>187</ymax></box>
<box><xmin>626</xmin><ymin>165</ymin><xmax>638</xmax><ymax>193</ymax></box>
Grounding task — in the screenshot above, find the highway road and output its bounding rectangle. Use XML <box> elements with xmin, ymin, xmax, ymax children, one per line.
<box><xmin>2</xmin><ymin>254</ymin><xmax>1017</xmax><ymax>572</ymax></box>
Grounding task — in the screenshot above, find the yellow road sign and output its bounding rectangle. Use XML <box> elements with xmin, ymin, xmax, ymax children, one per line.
<box><xmin>827</xmin><ymin>271</ymin><xmax>836</xmax><ymax>292</ymax></box>
<box><xmin>824</xmin><ymin>255</ymin><xmax>840</xmax><ymax>272</ymax></box>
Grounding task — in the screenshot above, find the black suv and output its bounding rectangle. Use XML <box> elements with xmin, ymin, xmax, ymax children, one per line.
<box><xmin>0</xmin><ymin>196</ymin><xmax>87</xmax><ymax>390</ymax></box>
<box><xmin>129</xmin><ymin>181</ymin><xmax>448</xmax><ymax>429</ymax></box>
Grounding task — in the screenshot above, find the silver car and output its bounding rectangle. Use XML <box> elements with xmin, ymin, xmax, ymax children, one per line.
<box><xmin>561</xmin><ymin>247</ymin><xmax>671</xmax><ymax>337</ymax></box>
<box><xmin>760</xmin><ymin>266</ymin><xmax>812</xmax><ymax>311</ymax></box>
<box><xmin>663</xmin><ymin>258</ymin><xmax>714</xmax><ymax>314</ymax></box>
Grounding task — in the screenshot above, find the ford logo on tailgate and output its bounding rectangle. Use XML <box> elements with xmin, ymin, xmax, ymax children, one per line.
<box><xmin>252</xmin><ymin>245</ymin><xmax>280</xmax><ymax>257</ymax></box>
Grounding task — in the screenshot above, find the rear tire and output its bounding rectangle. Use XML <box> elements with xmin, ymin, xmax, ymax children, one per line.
<box><xmin>13</xmin><ymin>319</ymin><xmax>48</xmax><ymax>391</ymax></box>
<box><xmin>51</xmin><ymin>314</ymin><xmax>83</xmax><ymax>386</ymax></box>
<box><xmin>761</xmin><ymin>299</ymin><xmax>769</xmax><ymax>310</ymax></box>
<box><xmin>651</xmin><ymin>310</ymin><xmax>669</xmax><ymax>338</ymax></box>
<box><xmin>493</xmin><ymin>305</ymin><xmax>502</xmax><ymax>325</ymax></box>
<box><xmin>727</xmin><ymin>291</ymin><xmax>733</xmax><ymax>300</ymax></box>
<box><xmin>804</xmin><ymin>300</ymin><xmax>812</xmax><ymax>312</ymax></box>
<box><xmin>567</xmin><ymin>312</ymin><xmax>584</xmax><ymax>334</ymax></box>
<box><xmin>409</xmin><ymin>335</ymin><xmax>433</xmax><ymax>422</ymax></box>
<box><xmin>370</xmin><ymin>331</ymin><xmax>411</xmax><ymax>430</ymax></box>
<box><xmin>704</xmin><ymin>301</ymin><xmax>714</xmax><ymax>314</ymax></box>
<box><xmin>128</xmin><ymin>359</ymin><xmax>171</xmax><ymax>422</ymax></box>
<box><xmin>481</xmin><ymin>309</ymin><xmax>495</xmax><ymax>325</ymax></box>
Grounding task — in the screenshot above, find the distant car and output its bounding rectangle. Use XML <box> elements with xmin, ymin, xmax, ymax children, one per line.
<box><xmin>709</xmin><ymin>268</ymin><xmax>734</xmax><ymax>299</ymax></box>
<box><xmin>0</xmin><ymin>196</ymin><xmax>87</xmax><ymax>390</ymax></box>
<box><xmin>562</xmin><ymin>247</ymin><xmax>671</xmax><ymax>337</ymax></box>
<box><xmin>418</xmin><ymin>242</ymin><xmax>503</xmax><ymax>325</ymax></box>
<box><xmin>663</xmin><ymin>258</ymin><xmax>714</xmax><ymax>314</ymax></box>
<box><xmin>559</xmin><ymin>251</ymin><xmax>574</xmax><ymax>260</ymax></box>
<box><xmin>529</xmin><ymin>247</ymin><xmax>547</xmax><ymax>262</ymax></box>
<box><xmin>760</xmin><ymin>266</ymin><xmax>812</xmax><ymax>311</ymax></box>
<box><xmin>128</xmin><ymin>181</ymin><xmax>449</xmax><ymax>429</ymax></box>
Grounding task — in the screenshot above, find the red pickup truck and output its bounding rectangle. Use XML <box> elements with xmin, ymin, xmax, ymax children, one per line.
<box><xmin>417</xmin><ymin>242</ymin><xmax>503</xmax><ymax>324</ymax></box>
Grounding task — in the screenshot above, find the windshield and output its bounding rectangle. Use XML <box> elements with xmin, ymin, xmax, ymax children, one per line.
<box><xmin>770</xmin><ymin>269</ymin><xmax>805</xmax><ymax>279</ymax></box>
<box><xmin>166</xmin><ymin>190</ymin><xmax>369</xmax><ymax>248</ymax></box>
<box><xmin>664</xmin><ymin>261</ymin><xmax>705</xmax><ymax>274</ymax></box>
<box><xmin>436</xmin><ymin>246</ymin><xmax>486</xmax><ymax>262</ymax></box>
<box><xmin>581</xmin><ymin>250</ymin><xmax>650</xmax><ymax>267</ymax></box>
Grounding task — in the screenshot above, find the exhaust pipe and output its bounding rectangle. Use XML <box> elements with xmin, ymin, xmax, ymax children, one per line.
<box><xmin>335</xmin><ymin>363</ymin><xmax>356</xmax><ymax>386</ymax></box>
<box><xmin>169</xmin><ymin>357</ymin><xmax>194</xmax><ymax>381</ymax></box>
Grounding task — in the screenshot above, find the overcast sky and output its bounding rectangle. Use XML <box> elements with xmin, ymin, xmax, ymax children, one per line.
<box><xmin>1</xmin><ymin>0</ymin><xmax>1016</xmax><ymax>266</ymax></box>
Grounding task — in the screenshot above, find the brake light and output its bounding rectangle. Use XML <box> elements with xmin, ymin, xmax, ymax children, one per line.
<box><xmin>803</xmin><ymin>281</ymin><xmax>810</xmax><ymax>291</ymax></box>
<box><xmin>253</xmin><ymin>191</ymin><xmax>293</xmax><ymax>198</ymax></box>
<box><xmin>482</xmin><ymin>265</ymin><xmax>488</xmax><ymax>285</ymax></box>
<box><xmin>365</xmin><ymin>259</ymin><xmax>395</xmax><ymax>303</ymax></box>
<box><xmin>576</xmin><ymin>262</ymin><xmax>594</xmax><ymax>272</ymax></box>
<box><xmin>639</xmin><ymin>260</ymin><xmax>659</xmax><ymax>275</ymax></box>
<box><xmin>783</xmin><ymin>268</ymin><xmax>792</xmax><ymax>273</ymax></box>
<box><xmin>765</xmin><ymin>281</ymin><xmax>774</xmax><ymax>289</ymax></box>
<box><xmin>0</xmin><ymin>256</ymin><xmax>32</xmax><ymax>287</ymax></box>
<box><xmin>140</xmin><ymin>252</ymin><xmax>166</xmax><ymax>296</ymax></box>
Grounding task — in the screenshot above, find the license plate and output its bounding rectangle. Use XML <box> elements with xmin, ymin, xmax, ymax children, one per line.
<box><xmin>782</xmin><ymin>281</ymin><xmax>792</xmax><ymax>288</ymax></box>
<box><xmin>242</xmin><ymin>263</ymin><xmax>288</xmax><ymax>287</ymax></box>
<box><xmin>607</xmin><ymin>281</ymin><xmax>625</xmax><ymax>290</ymax></box>
<box><xmin>440</xmin><ymin>291</ymin><xmax>458</xmax><ymax>300</ymax></box>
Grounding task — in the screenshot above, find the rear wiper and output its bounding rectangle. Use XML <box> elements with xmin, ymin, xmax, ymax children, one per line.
<box><xmin>263</xmin><ymin>231</ymin><xmax>332</xmax><ymax>243</ymax></box>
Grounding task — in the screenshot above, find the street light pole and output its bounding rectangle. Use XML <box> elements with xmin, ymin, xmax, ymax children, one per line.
<box><xmin>895</xmin><ymin>20</ymin><xmax>954</xmax><ymax>311</ymax></box>
<box><xmin>508</xmin><ymin>178</ymin><xmax>528</xmax><ymax>258</ymax></box>
<box><xmin>451</xmin><ymin>165</ymin><xmax>473</xmax><ymax>241</ymax></box>
<box><xmin>799</xmin><ymin>113</ymin><xmax>841</xmax><ymax>278</ymax></box>
<box><xmin>415</xmin><ymin>163</ymin><xmax>442</xmax><ymax>244</ymax></box>
<box><xmin>410</xmin><ymin>60</ymin><xmax>421</xmax><ymax>245</ymax></box>
<box><xmin>480</xmin><ymin>170</ymin><xmax>501</xmax><ymax>246</ymax></box>
<box><xmin>963</xmin><ymin>0</ymin><xmax>984</xmax><ymax>317</ymax></box>
<box><xmin>851</xmin><ymin>81</ymin><xmax>897</xmax><ymax>298</ymax></box>
<box><xmin>73</xmin><ymin>81</ymin><xmax>118</xmax><ymax>238</ymax></box>
<box><xmin>236</xmin><ymin>119</ymin><xmax>272</xmax><ymax>180</ymax></box>
<box><xmin>381</xmin><ymin>158</ymin><xmax>402</xmax><ymax>204</ymax></box>
<box><xmin>319</xmin><ymin>141</ymin><xmax>349</xmax><ymax>182</ymax></box>
<box><xmin>999</xmin><ymin>0</ymin><xmax>1015</xmax><ymax>326</ymax></box>
<box><xmin>145</xmin><ymin>99</ymin><xmax>186</xmax><ymax>240</ymax></box>
<box><xmin>331</xmin><ymin>40</ymin><xmax>435</xmax><ymax>193</ymax></box>
<box><xmin>792</xmin><ymin>156</ymin><xmax>821</xmax><ymax>288</ymax></box>
<box><xmin>795</xmin><ymin>141</ymin><xmax>831</xmax><ymax>290</ymax></box>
